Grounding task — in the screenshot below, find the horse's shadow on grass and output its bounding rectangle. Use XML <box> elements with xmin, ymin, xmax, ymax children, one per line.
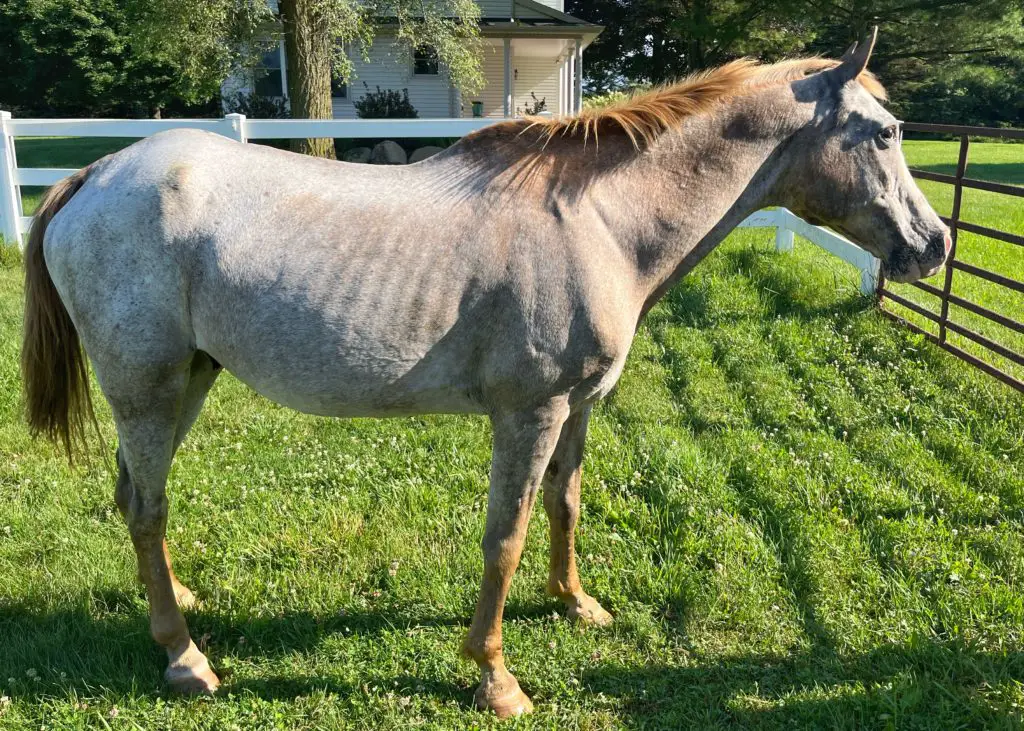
<box><xmin>0</xmin><ymin>591</ymin><xmax>556</xmax><ymax>706</ymax></box>
<box><xmin>5</xmin><ymin>590</ymin><xmax>1023</xmax><ymax>725</ymax></box>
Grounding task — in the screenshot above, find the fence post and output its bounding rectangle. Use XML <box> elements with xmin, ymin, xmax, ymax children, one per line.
<box><xmin>223</xmin><ymin>113</ymin><xmax>247</xmax><ymax>143</ymax></box>
<box><xmin>0</xmin><ymin>111</ymin><xmax>23</xmax><ymax>247</ymax></box>
<box><xmin>774</xmin><ymin>217</ymin><xmax>794</xmax><ymax>253</ymax></box>
<box><xmin>860</xmin><ymin>258</ymin><xmax>880</xmax><ymax>296</ymax></box>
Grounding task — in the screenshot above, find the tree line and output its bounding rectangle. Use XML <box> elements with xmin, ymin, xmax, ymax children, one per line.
<box><xmin>568</xmin><ymin>0</ymin><xmax>1024</xmax><ymax>128</ymax></box>
<box><xmin>1</xmin><ymin>0</ymin><xmax>1021</xmax><ymax>141</ymax></box>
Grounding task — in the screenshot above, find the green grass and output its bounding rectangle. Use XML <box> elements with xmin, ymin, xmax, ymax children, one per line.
<box><xmin>2</xmin><ymin>211</ymin><xmax>1023</xmax><ymax>728</ymax></box>
<box><xmin>2</xmin><ymin>136</ymin><xmax>1023</xmax><ymax>728</ymax></box>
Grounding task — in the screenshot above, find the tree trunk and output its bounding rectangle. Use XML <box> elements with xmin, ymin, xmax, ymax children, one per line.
<box><xmin>278</xmin><ymin>0</ymin><xmax>335</xmax><ymax>158</ymax></box>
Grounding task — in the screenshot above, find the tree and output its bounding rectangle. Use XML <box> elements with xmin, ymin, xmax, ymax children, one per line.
<box><xmin>134</xmin><ymin>0</ymin><xmax>484</xmax><ymax>158</ymax></box>
<box><xmin>804</xmin><ymin>0</ymin><xmax>1024</xmax><ymax>125</ymax></box>
<box><xmin>568</xmin><ymin>0</ymin><xmax>1024</xmax><ymax>127</ymax></box>
<box><xmin>0</xmin><ymin>0</ymin><xmax>218</xmax><ymax>117</ymax></box>
<box><xmin>567</xmin><ymin>0</ymin><xmax>816</xmax><ymax>93</ymax></box>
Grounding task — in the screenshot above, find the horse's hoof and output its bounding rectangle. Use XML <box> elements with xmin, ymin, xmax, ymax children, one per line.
<box><xmin>567</xmin><ymin>594</ymin><xmax>613</xmax><ymax>627</ymax></box>
<box><xmin>165</xmin><ymin>641</ymin><xmax>220</xmax><ymax>695</ymax></box>
<box><xmin>474</xmin><ymin>673</ymin><xmax>534</xmax><ymax>718</ymax></box>
<box><xmin>166</xmin><ymin>664</ymin><xmax>220</xmax><ymax>695</ymax></box>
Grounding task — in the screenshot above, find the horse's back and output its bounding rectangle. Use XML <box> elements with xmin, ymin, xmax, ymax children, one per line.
<box><xmin>43</xmin><ymin>129</ymin><xmax>635</xmax><ymax>416</ymax></box>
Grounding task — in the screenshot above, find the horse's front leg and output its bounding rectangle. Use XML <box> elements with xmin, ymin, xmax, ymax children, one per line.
<box><xmin>542</xmin><ymin>405</ymin><xmax>613</xmax><ymax>626</ymax></box>
<box><xmin>461</xmin><ymin>400</ymin><xmax>569</xmax><ymax>718</ymax></box>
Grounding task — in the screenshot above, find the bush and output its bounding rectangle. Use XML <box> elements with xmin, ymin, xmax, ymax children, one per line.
<box><xmin>223</xmin><ymin>92</ymin><xmax>289</xmax><ymax>119</ymax></box>
<box><xmin>583</xmin><ymin>89</ymin><xmax>637</xmax><ymax>110</ymax></box>
<box><xmin>354</xmin><ymin>84</ymin><xmax>418</xmax><ymax>119</ymax></box>
<box><xmin>517</xmin><ymin>92</ymin><xmax>547</xmax><ymax>116</ymax></box>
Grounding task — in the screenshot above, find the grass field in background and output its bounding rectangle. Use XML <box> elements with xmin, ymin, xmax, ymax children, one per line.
<box><xmin>1</xmin><ymin>137</ymin><xmax>1022</xmax><ymax>729</ymax></box>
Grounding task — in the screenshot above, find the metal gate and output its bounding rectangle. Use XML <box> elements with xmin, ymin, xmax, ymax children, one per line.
<box><xmin>879</xmin><ymin>123</ymin><xmax>1024</xmax><ymax>393</ymax></box>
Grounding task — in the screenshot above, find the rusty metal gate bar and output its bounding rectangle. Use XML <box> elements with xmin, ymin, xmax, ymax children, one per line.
<box><xmin>877</xmin><ymin>122</ymin><xmax>1024</xmax><ymax>394</ymax></box>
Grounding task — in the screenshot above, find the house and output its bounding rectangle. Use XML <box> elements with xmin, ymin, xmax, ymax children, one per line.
<box><xmin>223</xmin><ymin>0</ymin><xmax>602</xmax><ymax>119</ymax></box>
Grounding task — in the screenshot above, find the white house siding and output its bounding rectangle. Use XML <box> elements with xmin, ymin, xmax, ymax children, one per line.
<box><xmin>512</xmin><ymin>56</ymin><xmax>560</xmax><ymax>116</ymax></box>
<box><xmin>463</xmin><ymin>44</ymin><xmax>507</xmax><ymax>118</ymax></box>
<box><xmin>331</xmin><ymin>36</ymin><xmax>455</xmax><ymax>119</ymax></box>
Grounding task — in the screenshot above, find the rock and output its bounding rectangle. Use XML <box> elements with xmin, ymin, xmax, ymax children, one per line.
<box><xmin>370</xmin><ymin>140</ymin><xmax>407</xmax><ymax>165</ymax></box>
<box><xmin>342</xmin><ymin>146</ymin><xmax>371</xmax><ymax>164</ymax></box>
<box><xmin>409</xmin><ymin>145</ymin><xmax>444</xmax><ymax>163</ymax></box>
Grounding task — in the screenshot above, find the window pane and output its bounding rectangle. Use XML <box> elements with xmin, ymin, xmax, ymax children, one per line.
<box><xmin>331</xmin><ymin>77</ymin><xmax>347</xmax><ymax>98</ymax></box>
<box><xmin>254</xmin><ymin>69</ymin><xmax>282</xmax><ymax>97</ymax></box>
<box><xmin>260</xmin><ymin>47</ymin><xmax>282</xmax><ymax>71</ymax></box>
<box><xmin>413</xmin><ymin>49</ymin><xmax>438</xmax><ymax>75</ymax></box>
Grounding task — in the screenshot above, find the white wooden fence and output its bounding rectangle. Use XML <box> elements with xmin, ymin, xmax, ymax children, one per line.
<box><xmin>0</xmin><ymin>112</ymin><xmax>879</xmax><ymax>295</ymax></box>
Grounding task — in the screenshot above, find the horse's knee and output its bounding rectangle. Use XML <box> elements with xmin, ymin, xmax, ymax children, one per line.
<box><xmin>125</xmin><ymin>494</ymin><xmax>169</xmax><ymax>543</ymax></box>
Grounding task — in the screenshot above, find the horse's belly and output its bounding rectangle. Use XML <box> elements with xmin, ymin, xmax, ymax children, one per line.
<box><xmin>228</xmin><ymin>362</ymin><xmax>484</xmax><ymax>418</ymax></box>
<box><xmin>196</xmin><ymin>316</ymin><xmax>483</xmax><ymax>419</ymax></box>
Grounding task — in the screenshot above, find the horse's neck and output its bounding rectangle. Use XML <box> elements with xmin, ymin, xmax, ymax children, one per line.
<box><xmin>587</xmin><ymin>90</ymin><xmax>807</xmax><ymax>315</ymax></box>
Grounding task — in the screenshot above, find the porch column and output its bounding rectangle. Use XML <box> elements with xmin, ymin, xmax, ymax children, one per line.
<box><xmin>573</xmin><ymin>39</ymin><xmax>583</xmax><ymax>113</ymax></box>
<box><xmin>567</xmin><ymin>46</ymin><xmax>576</xmax><ymax>113</ymax></box>
<box><xmin>560</xmin><ymin>54</ymin><xmax>568</xmax><ymax>115</ymax></box>
<box><xmin>503</xmin><ymin>38</ymin><xmax>513</xmax><ymax>117</ymax></box>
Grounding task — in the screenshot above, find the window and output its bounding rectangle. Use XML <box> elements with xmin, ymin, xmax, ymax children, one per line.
<box><xmin>413</xmin><ymin>48</ymin><xmax>439</xmax><ymax>76</ymax></box>
<box><xmin>253</xmin><ymin>45</ymin><xmax>284</xmax><ymax>97</ymax></box>
<box><xmin>331</xmin><ymin>76</ymin><xmax>348</xmax><ymax>99</ymax></box>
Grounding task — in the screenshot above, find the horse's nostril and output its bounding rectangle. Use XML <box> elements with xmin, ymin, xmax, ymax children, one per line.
<box><xmin>944</xmin><ymin>231</ymin><xmax>952</xmax><ymax>254</ymax></box>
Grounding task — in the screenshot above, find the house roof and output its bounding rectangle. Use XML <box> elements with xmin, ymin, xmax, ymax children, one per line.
<box><xmin>480</xmin><ymin>0</ymin><xmax>603</xmax><ymax>44</ymax></box>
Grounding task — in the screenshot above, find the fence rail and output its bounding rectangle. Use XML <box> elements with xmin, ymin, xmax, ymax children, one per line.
<box><xmin>880</xmin><ymin>122</ymin><xmax>1024</xmax><ymax>393</ymax></box>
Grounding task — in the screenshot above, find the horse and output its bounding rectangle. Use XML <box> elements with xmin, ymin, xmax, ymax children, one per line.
<box><xmin>21</xmin><ymin>29</ymin><xmax>949</xmax><ymax>717</ymax></box>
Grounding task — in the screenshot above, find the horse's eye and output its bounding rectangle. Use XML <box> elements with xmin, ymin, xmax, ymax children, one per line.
<box><xmin>878</xmin><ymin>125</ymin><xmax>898</xmax><ymax>144</ymax></box>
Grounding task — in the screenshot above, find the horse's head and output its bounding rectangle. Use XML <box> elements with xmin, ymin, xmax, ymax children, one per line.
<box><xmin>781</xmin><ymin>29</ymin><xmax>950</xmax><ymax>283</ymax></box>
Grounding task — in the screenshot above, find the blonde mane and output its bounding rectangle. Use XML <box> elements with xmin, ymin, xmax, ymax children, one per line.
<box><xmin>516</xmin><ymin>57</ymin><xmax>887</xmax><ymax>149</ymax></box>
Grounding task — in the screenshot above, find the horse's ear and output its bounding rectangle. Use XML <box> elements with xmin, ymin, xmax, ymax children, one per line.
<box><xmin>832</xmin><ymin>27</ymin><xmax>877</xmax><ymax>85</ymax></box>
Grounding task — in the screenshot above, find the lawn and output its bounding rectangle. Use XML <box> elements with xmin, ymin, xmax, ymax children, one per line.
<box><xmin>1</xmin><ymin>138</ymin><xmax>1023</xmax><ymax>729</ymax></box>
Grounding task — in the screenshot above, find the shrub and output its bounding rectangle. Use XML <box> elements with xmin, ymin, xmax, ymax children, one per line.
<box><xmin>518</xmin><ymin>92</ymin><xmax>547</xmax><ymax>116</ymax></box>
<box><xmin>223</xmin><ymin>91</ymin><xmax>289</xmax><ymax>119</ymax></box>
<box><xmin>354</xmin><ymin>84</ymin><xmax>418</xmax><ymax>119</ymax></box>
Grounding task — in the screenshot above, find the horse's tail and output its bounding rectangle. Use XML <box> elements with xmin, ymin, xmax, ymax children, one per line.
<box><xmin>21</xmin><ymin>165</ymin><xmax>97</xmax><ymax>461</ymax></box>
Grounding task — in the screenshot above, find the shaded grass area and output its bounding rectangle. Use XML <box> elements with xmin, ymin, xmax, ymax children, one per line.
<box><xmin>1</xmin><ymin>221</ymin><xmax>1022</xmax><ymax>728</ymax></box>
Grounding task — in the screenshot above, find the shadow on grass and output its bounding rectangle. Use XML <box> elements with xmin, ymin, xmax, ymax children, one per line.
<box><xmin>4</xmin><ymin>595</ymin><xmax>1021</xmax><ymax>725</ymax></box>
<box><xmin>583</xmin><ymin>642</ymin><xmax>1024</xmax><ymax>727</ymax></box>
<box><xmin>0</xmin><ymin>592</ymin><xmax>552</xmax><ymax>704</ymax></box>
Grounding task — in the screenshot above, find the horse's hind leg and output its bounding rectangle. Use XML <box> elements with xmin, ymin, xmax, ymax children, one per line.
<box><xmin>114</xmin><ymin>352</ymin><xmax>221</xmax><ymax>610</ymax></box>
<box><xmin>542</xmin><ymin>406</ymin><xmax>612</xmax><ymax>626</ymax></box>
<box><xmin>102</xmin><ymin>355</ymin><xmax>219</xmax><ymax>694</ymax></box>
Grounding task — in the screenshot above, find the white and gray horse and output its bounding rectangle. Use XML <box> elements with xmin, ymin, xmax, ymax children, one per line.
<box><xmin>21</xmin><ymin>31</ymin><xmax>948</xmax><ymax>716</ymax></box>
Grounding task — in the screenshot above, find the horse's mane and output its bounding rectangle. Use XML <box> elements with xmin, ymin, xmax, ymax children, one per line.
<box><xmin>496</xmin><ymin>57</ymin><xmax>886</xmax><ymax>149</ymax></box>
